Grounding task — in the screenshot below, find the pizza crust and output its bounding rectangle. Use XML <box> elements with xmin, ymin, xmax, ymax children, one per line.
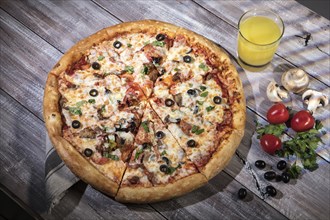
<box><xmin>43</xmin><ymin>19</ymin><xmax>246</xmax><ymax>203</ymax></box>
<box><xmin>44</xmin><ymin>74</ymin><xmax>120</xmax><ymax>197</ymax></box>
<box><xmin>116</xmin><ymin>173</ymin><xmax>207</xmax><ymax>203</ymax></box>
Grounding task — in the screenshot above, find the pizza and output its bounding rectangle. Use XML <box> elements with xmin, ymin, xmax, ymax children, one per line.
<box><xmin>43</xmin><ymin>20</ymin><xmax>246</xmax><ymax>203</ymax></box>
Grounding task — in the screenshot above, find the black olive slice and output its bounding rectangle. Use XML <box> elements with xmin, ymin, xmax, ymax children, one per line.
<box><xmin>183</xmin><ymin>55</ymin><xmax>192</xmax><ymax>63</ymax></box>
<box><xmin>113</xmin><ymin>41</ymin><xmax>122</xmax><ymax>49</ymax></box>
<box><xmin>92</xmin><ymin>62</ymin><xmax>101</xmax><ymax>70</ymax></box>
<box><xmin>165</xmin><ymin>98</ymin><xmax>175</xmax><ymax>107</ymax></box>
<box><xmin>84</xmin><ymin>148</ymin><xmax>93</xmax><ymax>157</ymax></box>
<box><xmin>162</xmin><ymin>157</ymin><xmax>170</xmax><ymax>165</ymax></box>
<box><xmin>187</xmin><ymin>139</ymin><xmax>196</xmax><ymax>148</ymax></box>
<box><xmin>159</xmin><ymin>164</ymin><xmax>169</xmax><ymax>173</ymax></box>
<box><xmin>156</xmin><ymin>34</ymin><xmax>166</xmax><ymax>41</ymax></box>
<box><xmin>213</xmin><ymin>96</ymin><xmax>222</xmax><ymax>104</ymax></box>
<box><xmin>152</xmin><ymin>57</ymin><xmax>161</xmax><ymax>64</ymax></box>
<box><xmin>187</xmin><ymin>89</ymin><xmax>196</xmax><ymax>96</ymax></box>
<box><xmin>89</xmin><ymin>89</ymin><xmax>98</xmax><ymax>97</ymax></box>
<box><xmin>156</xmin><ymin>131</ymin><xmax>165</xmax><ymax>139</ymax></box>
<box><xmin>72</xmin><ymin>120</ymin><xmax>81</xmax><ymax>129</ymax></box>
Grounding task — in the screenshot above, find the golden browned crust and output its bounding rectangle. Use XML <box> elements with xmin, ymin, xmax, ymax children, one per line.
<box><xmin>43</xmin><ymin>19</ymin><xmax>246</xmax><ymax>202</ymax></box>
<box><xmin>115</xmin><ymin>173</ymin><xmax>207</xmax><ymax>203</ymax></box>
<box><xmin>43</xmin><ymin>74</ymin><xmax>120</xmax><ymax>197</ymax></box>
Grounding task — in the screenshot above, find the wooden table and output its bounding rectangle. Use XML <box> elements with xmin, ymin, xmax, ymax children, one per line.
<box><xmin>1</xmin><ymin>0</ymin><xmax>329</xmax><ymax>219</ymax></box>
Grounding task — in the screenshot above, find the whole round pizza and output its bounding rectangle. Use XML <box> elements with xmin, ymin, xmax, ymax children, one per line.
<box><xmin>43</xmin><ymin>20</ymin><xmax>246</xmax><ymax>203</ymax></box>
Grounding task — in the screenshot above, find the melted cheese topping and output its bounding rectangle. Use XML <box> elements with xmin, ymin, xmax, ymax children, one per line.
<box><xmin>59</xmin><ymin>32</ymin><xmax>234</xmax><ymax>186</ymax></box>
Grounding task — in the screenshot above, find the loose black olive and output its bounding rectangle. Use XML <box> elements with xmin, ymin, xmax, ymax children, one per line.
<box><xmin>89</xmin><ymin>89</ymin><xmax>98</xmax><ymax>97</ymax></box>
<box><xmin>183</xmin><ymin>55</ymin><xmax>192</xmax><ymax>63</ymax></box>
<box><xmin>266</xmin><ymin>185</ymin><xmax>277</xmax><ymax>197</ymax></box>
<box><xmin>156</xmin><ymin>34</ymin><xmax>166</xmax><ymax>41</ymax></box>
<box><xmin>238</xmin><ymin>188</ymin><xmax>247</xmax><ymax>199</ymax></box>
<box><xmin>213</xmin><ymin>96</ymin><xmax>222</xmax><ymax>104</ymax></box>
<box><xmin>92</xmin><ymin>62</ymin><xmax>101</xmax><ymax>70</ymax></box>
<box><xmin>187</xmin><ymin>89</ymin><xmax>196</xmax><ymax>96</ymax></box>
<box><xmin>187</xmin><ymin>139</ymin><xmax>196</xmax><ymax>148</ymax></box>
<box><xmin>281</xmin><ymin>172</ymin><xmax>291</xmax><ymax>183</ymax></box>
<box><xmin>277</xmin><ymin>160</ymin><xmax>287</xmax><ymax>170</ymax></box>
<box><xmin>84</xmin><ymin>148</ymin><xmax>93</xmax><ymax>157</ymax></box>
<box><xmin>264</xmin><ymin>171</ymin><xmax>276</xmax><ymax>180</ymax></box>
<box><xmin>113</xmin><ymin>40</ymin><xmax>122</xmax><ymax>49</ymax></box>
<box><xmin>152</xmin><ymin>57</ymin><xmax>161</xmax><ymax>64</ymax></box>
<box><xmin>72</xmin><ymin>120</ymin><xmax>81</xmax><ymax>129</ymax></box>
<box><xmin>165</xmin><ymin>98</ymin><xmax>175</xmax><ymax>107</ymax></box>
<box><xmin>275</xmin><ymin>175</ymin><xmax>282</xmax><ymax>182</ymax></box>
<box><xmin>160</xmin><ymin>164</ymin><xmax>169</xmax><ymax>173</ymax></box>
<box><xmin>162</xmin><ymin>157</ymin><xmax>170</xmax><ymax>165</ymax></box>
<box><xmin>156</xmin><ymin>131</ymin><xmax>165</xmax><ymax>139</ymax></box>
<box><xmin>255</xmin><ymin>160</ymin><xmax>266</xmax><ymax>169</ymax></box>
<box><xmin>142</xmin><ymin>143</ymin><xmax>151</xmax><ymax>149</ymax></box>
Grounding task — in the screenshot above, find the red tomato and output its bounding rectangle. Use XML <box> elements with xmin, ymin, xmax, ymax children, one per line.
<box><xmin>266</xmin><ymin>103</ymin><xmax>289</xmax><ymax>124</ymax></box>
<box><xmin>291</xmin><ymin>110</ymin><xmax>315</xmax><ymax>132</ymax></box>
<box><xmin>260</xmin><ymin>134</ymin><xmax>282</xmax><ymax>155</ymax></box>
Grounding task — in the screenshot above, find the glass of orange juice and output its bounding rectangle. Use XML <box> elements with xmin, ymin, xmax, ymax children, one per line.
<box><xmin>237</xmin><ymin>9</ymin><xmax>284</xmax><ymax>68</ymax></box>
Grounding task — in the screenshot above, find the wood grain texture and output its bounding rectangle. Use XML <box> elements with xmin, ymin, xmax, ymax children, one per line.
<box><xmin>0</xmin><ymin>0</ymin><xmax>121</xmax><ymax>53</ymax></box>
<box><xmin>195</xmin><ymin>0</ymin><xmax>330</xmax><ymax>85</ymax></box>
<box><xmin>0</xmin><ymin>0</ymin><xmax>329</xmax><ymax>219</ymax></box>
<box><xmin>0</xmin><ymin>9</ymin><xmax>62</xmax><ymax>120</ymax></box>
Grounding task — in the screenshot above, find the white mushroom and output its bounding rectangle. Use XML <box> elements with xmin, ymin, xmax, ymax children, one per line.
<box><xmin>302</xmin><ymin>89</ymin><xmax>329</xmax><ymax>113</ymax></box>
<box><xmin>266</xmin><ymin>81</ymin><xmax>289</xmax><ymax>102</ymax></box>
<box><xmin>281</xmin><ymin>68</ymin><xmax>309</xmax><ymax>94</ymax></box>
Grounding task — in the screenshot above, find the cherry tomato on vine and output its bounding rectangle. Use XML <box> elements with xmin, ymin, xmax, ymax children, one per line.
<box><xmin>291</xmin><ymin>110</ymin><xmax>315</xmax><ymax>132</ymax></box>
<box><xmin>266</xmin><ymin>103</ymin><xmax>290</xmax><ymax>124</ymax></box>
<box><xmin>260</xmin><ymin>134</ymin><xmax>282</xmax><ymax>155</ymax></box>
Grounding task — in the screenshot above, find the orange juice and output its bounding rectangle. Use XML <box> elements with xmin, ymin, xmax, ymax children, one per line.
<box><xmin>238</xmin><ymin>15</ymin><xmax>283</xmax><ymax>66</ymax></box>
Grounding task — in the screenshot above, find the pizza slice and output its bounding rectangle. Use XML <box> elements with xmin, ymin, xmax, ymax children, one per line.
<box><xmin>149</xmin><ymin>69</ymin><xmax>236</xmax><ymax>178</ymax></box>
<box><xmin>58</xmin><ymin>60</ymin><xmax>149</xmax><ymax>195</ymax></box>
<box><xmin>116</xmin><ymin>103</ymin><xmax>207</xmax><ymax>203</ymax></box>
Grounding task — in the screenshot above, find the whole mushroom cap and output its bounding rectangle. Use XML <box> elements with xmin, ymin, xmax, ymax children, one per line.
<box><xmin>281</xmin><ymin>68</ymin><xmax>309</xmax><ymax>94</ymax></box>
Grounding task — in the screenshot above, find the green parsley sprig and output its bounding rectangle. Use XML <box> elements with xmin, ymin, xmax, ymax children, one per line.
<box><xmin>256</xmin><ymin>120</ymin><xmax>324</xmax><ymax>178</ymax></box>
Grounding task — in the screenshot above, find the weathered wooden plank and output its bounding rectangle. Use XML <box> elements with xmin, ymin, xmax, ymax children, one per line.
<box><xmin>0</xmin><ymin>90</ymin><xmax>166</xmax><ymax>220</ymax></box>
<box><xmin>91</xmin><ymin>0</ymin><xmax>330</xmax><ymax>161</ymax></box>
<box><xmin>0</xmin><ymin>0</ymin><xmax>121</xmax><ymax>53</ymax></box>
<box><xmin>0</xmin><ymin>0</ymin><xmax>328</xmax><ymax>219</ymax></box>
<box><xmin>0</xmin><ymin>89</ymin><xmax>49</xmax><ymax>215</ymax></box>
<box><xmin>195</xmin><ymin>0</ymin><xmax>330</xmax><ymax>85</ymax></box>
<box><xmin>151</xmin><ymin>168</ymin><xmax>287</xmax><ymax>220</ymax></box>
<box><xmin>0</xmin><ymin>9</ymin><xmax>62</xmax><ymax>120</ymax></box>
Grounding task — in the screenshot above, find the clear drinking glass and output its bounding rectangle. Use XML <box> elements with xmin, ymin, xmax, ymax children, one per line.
<box><xmin>237</xmin><ymin>9</ymin><xmax>284</xmax><ymax>68</ymax></box>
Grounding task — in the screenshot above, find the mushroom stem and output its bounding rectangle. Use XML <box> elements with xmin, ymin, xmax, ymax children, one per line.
<box><xmin>267</xmin><ymin>81</ymin><xmax>289</xmax><ymax>102</ymax></box>
<box><xmin>302</xmin><ymin>89</ymin><xmax>329</xmax><ymax>113</ymax></box>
